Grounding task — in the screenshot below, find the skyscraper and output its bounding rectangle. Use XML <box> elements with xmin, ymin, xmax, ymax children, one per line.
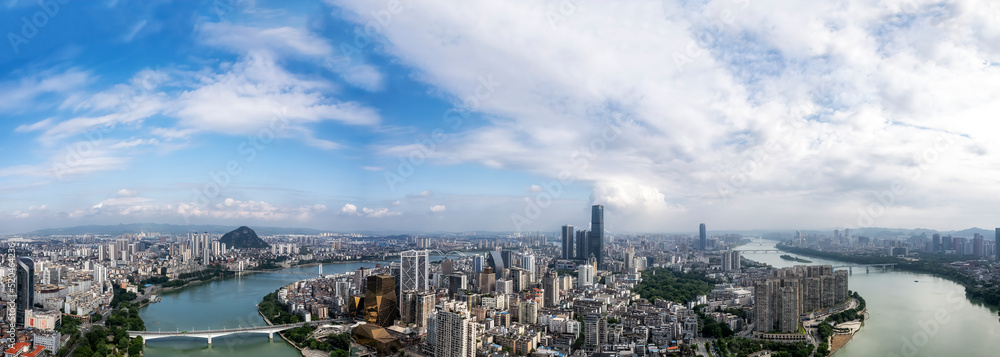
<box><xmin>932</xmin><ymin>233</ymin><xmax>941</xmax><ymax>252</ymax></box>
<box><xmin>996</xmin><ymin>228</ymin><xmax>1000</xmax><ymax>261</ymax></box>
<box><xmin>575</xmin><ymin>230</ymin><xmax>588</xmax><ymax>260</ymax></box>
<box><xmin>435</xmin><ymin>301</ymin><xmax>478</xmax><ymax>357</ymax></box>
<box><xmin>590</xmin><ymin>205</ymin><xmax>604</xmax><ymax>266</ymax></box>
<box><xmin>561</xmin><ymin>225</ymin><xmax>575</xmax><ymax>259</ymax></box>
<box><xmin>401</xmin><ymin>250</ymin><xmax>430</xmax><ymax>292</ymax></box>
<box><xmin>542</xmin><ymin>270</ymin><xmax>559</xmax><ymax>307</ymax></box>
<box><xmin>364</xmin><ymin>275</ymin><xmax>399</xmax><ymax>327</ymax></box>
<box><xmin>699</xmin><ymin>223</ymin><xmax>707</xmax><ymax>250</ymax></box>
<box><xmin>400</xmin><ymin>290</ymin><xmax>436</xmax><ymax>327</ymax></box>
<box><xmin>16</xmin><ymin>257</ymin><xmax>34</xmax><ymax>327</ymax></box>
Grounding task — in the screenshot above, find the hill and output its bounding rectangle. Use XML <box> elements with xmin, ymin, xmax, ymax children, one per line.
<box><xmin>219</xmin><ymin>226</ymin><xmax>270</xmax><ymax>249</ymax></box>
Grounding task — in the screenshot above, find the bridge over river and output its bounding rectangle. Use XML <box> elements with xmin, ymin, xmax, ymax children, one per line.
<box><xmin>128</xmin><ymin>319</ymin><xmax>337</xmax><ymax>345</ymax></box>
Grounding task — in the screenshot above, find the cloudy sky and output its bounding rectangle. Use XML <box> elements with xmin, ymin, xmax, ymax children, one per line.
<box><xmin>0</xmin><ymin>0</ymin><xmax>998</xmax><ymax>234</ymax></box>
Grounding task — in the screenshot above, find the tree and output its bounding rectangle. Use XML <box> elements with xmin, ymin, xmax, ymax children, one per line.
<box><xmin>128</xmin><ymin>337</ymin><xmax>144</xmax><ymax>356</ymax></box>
<box><xmin>72</xmin><ymin>345</ymin><xmax>93</xmax><ymax>357</ymax></box>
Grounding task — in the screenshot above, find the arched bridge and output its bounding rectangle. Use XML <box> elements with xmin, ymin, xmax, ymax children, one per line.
<box><xmin>128</xmin><ymin>319</ymin><xmax>336</xmax><ymax>345</ymax></box>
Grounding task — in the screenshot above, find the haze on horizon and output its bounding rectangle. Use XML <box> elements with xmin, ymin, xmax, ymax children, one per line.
<box><xmin>1</xmin><ymin>0</ymin><xmax>999</xmax><ymax>235</ymax></box>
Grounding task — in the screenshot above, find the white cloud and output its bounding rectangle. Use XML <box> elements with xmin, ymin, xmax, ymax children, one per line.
<box><xmin>197</xmin><ymin>21</ymin><xmax>384</xmax><ymax>91</ymax></box>
<box><xmin>123</xmin><ymin>20</ymin><xmax>147</xmax><ymax>42</ymax></box>
<box><xmin>336</xmin><ymin>0</ymin><xmax>1000</xmax><ymax>230</ymax></box>
<box><xmin>429</xmin><ymin>204</ymin><xmax>446</xmax><ymax>213</ymax></box>
<box><xmin>117</xmin><ymin>189</ymin><xmax>139</xmax><ymax>197</ymax></box>
<box><xmin>339</xmin><ymin>203</ymin><xmax>358</xmax><ymax>215</ymax></box>
<box><xmin>14</xmin><ymin>118</ymin><xmax>55</xmax><ymax>133</ymax></box>
<box><xmin>361</xmin><ymin>207</ymin><xmax>402</xmax><ymax>218</ymax></box>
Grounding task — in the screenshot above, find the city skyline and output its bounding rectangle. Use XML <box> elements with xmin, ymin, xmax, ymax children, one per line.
<box><xmin>3</xmin><ymin>1</ymin><xmax>1000</xmax><ymax>235</ymax></box>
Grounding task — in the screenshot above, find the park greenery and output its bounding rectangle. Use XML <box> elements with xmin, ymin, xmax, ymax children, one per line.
<box><xmin>69</xmin><ymin>325</ymin><xmax>143</xmax><ymax>357</ymax></box>
<box><xmin>139</xmin><ymin>264</ymin><xmax>237</xmax><ymax>289</ymax></box>
<box><xmin>259</xmin><ymin>290</ymin><xmax>301</xmax><ymax>324</ymax></box>
<box><xmin>713</xmin><ymin>337</ymin><xmax>814</xmax><ymax>357</ymax></box>
<box><xmin>696</xmin><ymin>309</ymin><xmax>734</xmax><ymax>339</ymax></box>
<box><xmin>825</xmin><ymin>291</ymin><xmax>866</xmax><ymax>324</ymax></box>
<box><xmin>632</xmin><ymin>268</ymin><xmax>716</xmax><ymax>303</ymax></box>
<box><xmin>778</xmin><ymin>243</ymin><xmax>1000</xmax><ymax>307</ymax></box>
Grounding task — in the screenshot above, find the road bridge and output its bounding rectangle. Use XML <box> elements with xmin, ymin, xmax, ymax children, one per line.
<box><xmin>832</xmin><ymin>263</ymin><xmax>897</xmax><ymax>274</ymax></box>
<box><xmin>128</xmin><ymin>319</ymin><xmax>336</xmax><ymax>345</ymax></box>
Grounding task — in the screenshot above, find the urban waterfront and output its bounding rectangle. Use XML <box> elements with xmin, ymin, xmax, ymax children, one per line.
<box><xmin>739</xmin><ymin>240</ymin><xmax>1000</xmax><ymax>357</ymax></box>
<box><xmin>139</xmin><ymin>261</ymin><xmax>387</xmax><ymax>357</ymax></box>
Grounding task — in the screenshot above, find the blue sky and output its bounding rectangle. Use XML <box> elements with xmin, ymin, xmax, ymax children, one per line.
<box><xmin>1</xmin><ymin>0</ymin><xmax>999</xmax><ymax>234</ymax></box>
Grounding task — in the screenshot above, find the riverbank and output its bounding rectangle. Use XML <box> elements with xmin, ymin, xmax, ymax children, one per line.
<box><xmin>775</xmin><ymin>243</ymin><xmax>1000</xmax><ymax>309</ymax></box>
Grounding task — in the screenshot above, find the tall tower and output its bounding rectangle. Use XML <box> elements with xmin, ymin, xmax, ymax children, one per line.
<box><xmin>699</xmin><ymin>223</ymin><xmax>707</xmax><ymax>250</ymax></box>
<box><xmin>590</xmin><ymin>205</ymin><xmax>604</xmax><ymax>266</ymax></box>
<box><xmin>400</xmin><ymin>250</ymin><xmax>429</xmax><ymax>292</ymax></box>
<box><xmin>542</xmin><ymin>270</ymin><xmax>559</xmax><ymax>307</ymax></box>
<box><xmin>575</xmin><ymin>230</ymin><xmax>588</xmax><ymax>260</ymax></box>
<box><xmin>16</xmin><ymin>257</ymin><xmax>34</xmax><ymax>327</ymax></box>
<box><xmin>561</xmin><ymin>225</ymin><xmax>575</xmax><ymax>260</ymax></box>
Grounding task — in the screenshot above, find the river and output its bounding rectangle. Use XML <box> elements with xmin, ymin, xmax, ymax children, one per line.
<box><xmin>139</xmin><ymin>261</ymin><xmax>388</xmax><ymax>357</ymax></box>
<box><xmin>738</xmin><ymin>240</ymin><xmax>1000</xmax><ymax>357</ymax></box>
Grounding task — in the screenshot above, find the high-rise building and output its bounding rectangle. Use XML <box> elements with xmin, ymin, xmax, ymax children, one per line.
<box><xmin>584</xmin><ymin>313</ymin><xmax>605</xmax><ymax>353</ymax></box>
<box><xmin>16</xmin><ymin>257</ymin><xmax>34</xmax><ymax>327</ymax></box>
<box><xmin>974</xmin><ymin>234</ymin><xmax>985</xmax><ymax>257</ymax></box>
<box><xmin>578</xmin><ymin>263</ymin><xmax>595</xmax><ymax>288</ymax></box>
<box><xmin>575</xmin><ymin>230</ymin><xmax>588</xmax><ymax>260</ymax></box>
<box><xmin>521</xmin><ymin>255</ymin><xmax>536</xmax><ymax>283</ymax></box>
<box><xmin>485</xmin><ymin>251</ymin><xmax>504</xmax><ymax>278</ymax></box>
<box><xmin>401</xmin><ymin>250</ymin><xmax>430</xmax><ymax>293</ymax></box>
<box><xmin>996</xmin><ymin>228</ymin><xmax>1000</xmax><ymax>261</ymax></box>
<box><xmin>590</xmin><ymin>205</ymin><xmax>604</xmax><ymax>266</ymax></box>
<box><xmin>441</xmin><ymin>259</ymin><xmax>455</xmax><ymax>276</ymax></box>
<box><xmin>731</xmin><ymin>251</ymin><xmax>741</xmax><ymax>272</ymax></box>
<box><xmin>400</xmin><ymin>290</ymin><xmax>436</xmax><ymax>327</ymax></box>
<box><xmin>364</xmin><ymin>275</ymin><xmax>399</xmax><ymax>327</ymax></box>
<box><xmin>755</xmin><ymin>265</ymin><xmax>849</xmax><ymax>334</ymax></box>
<box><xmin>435</xmin><ymin>301</ymin><xmax>478</xmax><ymax>357</ymax></box>
<box><xmin>542</xmin><ymin>270</ymin><xmax>559</xmax><ymax>307</ymax></box>
<box><xmin>561</xmin><ymin>225</ymin><xmax>575</xmax><ymax>260</ymax></box>
<box><xmin>478</xmin><ymin>267</ymin><xmax>496</xmax><ymax>294</ymax></box>
<box><xmin>448</xmin><ymin>273</ymin><xmax>468</xmax><ymax>298</ymax></box>
<box><xmin>699</xmin><ymin>223</ymin><xmax>707</xmax><ymax>250</ymax></box>
<box><xmin>932</xmin><ymin>233</ymin><xmax>941</xmax><ymax>252</ymax></box>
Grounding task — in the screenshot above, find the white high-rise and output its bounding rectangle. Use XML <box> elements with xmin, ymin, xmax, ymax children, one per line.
<box><xmin>521</xmin><ymin>254</ymin><xmax>536</xmax><ymax>283</ymax></box>
<box><xmin>435</xmin><ymin>300</ymin><xmax>477</xmax><ymax>357</ymax></box>
<box><xmin>578</xmin><ymin>263</ymin><xmax>595</xmax><ymax>288</ymax></box>
<box><xmin>401</xmin><ymin>250</ymin><xmax>430</xmax><ymax>292</ymax></box>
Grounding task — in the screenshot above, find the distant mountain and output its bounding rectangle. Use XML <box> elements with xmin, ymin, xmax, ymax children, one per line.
<box><xmin>25</xmin><ymin>223</ymin><xmax>325</xmax><ymax>236</ymax></box>
<box><xmin>219</xmin><ymin>226</ymin><xmax>270</xmax><ymax>249</ymax></box>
